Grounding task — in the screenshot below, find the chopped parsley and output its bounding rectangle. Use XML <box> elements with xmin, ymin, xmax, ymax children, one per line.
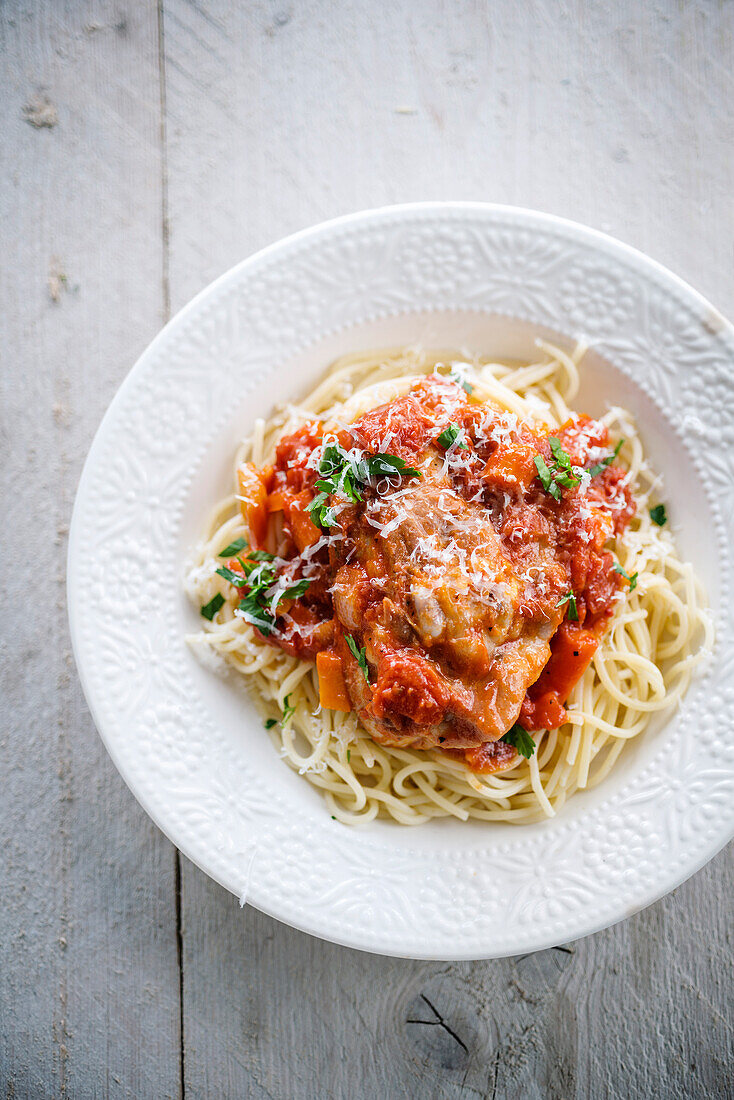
<box><xmin>347</xmin><ymin>749</ymin><xmax>351</xmax><ymax>762</ymax></box>
<box><xmin>307</xmin><ymin>440</ymin><xmax>420</xmax><ymax>530</ymax></box>
<box><xmin>549</xmin><ymin>436</ymin><xmax>569</xmax><ymax>466</ymax></box>
<box><xmin>556</xmin><ymin>590</ymin><xmax>579</xmax><ymax>621</ymax></box>
<box><xmin>501</xmin><ymin>723</ymin><xmax>536</xmax><ymax>759</ymax></box>
<box><xmin>278</xmin><ymin>577</ymin><xmax>312</xmax><ymax>601</ymax></box>
<box><xmin>218</xmin><ymin>536</ymin><xmax>248</xmax><ymax>557</ymax></box>
<box><xmin>449</xmin><ymin>366</ymin><xmax>474</xmax><ymax>394</ymax></box>
<box><xmin>437</xmin><ymin>423</ymin><xmax>467</xmax><ymax>450</ymax></box>
<box><xmin>200</xmin><ymin>592</ymin><xmax>225</xmax><ymax>621</ymax></box>
<box><xmin>215</xmin><ymin>552</ymin><xmax>310</xmax><ymax>636</ymax></box>
<box><xmin>215</xmin><ymin>562</ymin><xmax>250</xmax><ymax>586</ymax></box>
<box><xmin>650</xmin><ymin>503</ymin><xmax>668</xmax><ymax>527</ymax></box>
<box><xmin>588</xmin><ymin>438</ymin><xmax>624</xmax><ymax>478</ymax></box>
<box><xmin>534</xmin><ymin>455</ymin><xmax>561</xmax><ymax>502</ymax></box>
<box><xmin>534</xmin><ymin>437</ymin><xmax>583</xmax><ymax>501</ymax></box>
<box><xmin>345</xmin><ymin>633</ymin><xmax>370</xmax><ymax>683</ymax></box>
<box><xmin>236</xmin><ymin>592</ymin><xmax>278</xmax><ymax>634</ymax></box>
<box><xmin>613</xmin><ymin>562</ymin><xmax>638</xmax><ymax>591</ymax></box>
<box><xmin>264</xmin><ymin>718</ymin><xmax>277</xmax><ymax>729</ymax></box>
<box><xmin>281</xmin><ymin>694</ymin><xmax>295</xmax><ymax>727</ymax></box>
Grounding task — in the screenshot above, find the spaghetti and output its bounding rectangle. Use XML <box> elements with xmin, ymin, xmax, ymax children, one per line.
<box><xmin>185</xmin><ymin>344</ymin><xmax>711</xmax><ymax>824</ymax></box>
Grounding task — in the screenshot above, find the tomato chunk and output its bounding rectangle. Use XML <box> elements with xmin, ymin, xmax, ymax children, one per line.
<box><xmin>461</xmin><ymin>739</ymin><xmax>518</xmax><ymax>774</ymax></box>
<box><xmin>556</xmin><ymin>415</ymin><xmax>608</xmax><ymax>463</ymax></box>
<box><xmin>482</xmin><ymin>429</ymin><xmax>541</xmax><ymax>491</ymax></box>
<box><xmin>275</xmin><ymin>423</ymin><xmax>323</xmax><ymax>492</ymax></box>
<box><xmin>520</xmin><ymin>622</ymin><xmax>598</xmax><ymax>730</ymax></box>
<box><xmin>371</xmin><ymin>650</ymin><xmax>450</xmax><ymax>726</ymax></box>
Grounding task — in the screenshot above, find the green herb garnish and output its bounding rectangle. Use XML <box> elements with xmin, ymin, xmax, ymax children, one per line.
<box><xmin>345</xmin><ymin>633</ymin><xmax>370</xmax><ymax>683</ymax></box>
<box><xmin>534</xmin><ymin>437</ymin><xmax>583</xmax><ymax>501</ymax></box>
<box><xmin>551</xmin><ymin>437</ymin><xmax>582</xmax><ymax>484</ymax></box>
<box><xmin>556</xmin><ymin>590</ymin><xmax>579</xmax><ymax>621</ymax></box>
<box><xmin>215</xmin><ymin>564</ymin><xmax>248</xmax><ymax>587</ymax></box>
<box><xmin>237</xmin><ymin>592</ymin><xmax>278</xmax><ymax>634</ymax></box>
<box><xmin>650</xmin><ymin>503</ymin><xmax>667</xmax><ymax>527</ymax></box>
<box><xmin>281</xmin><ymin>694</ymin><xmax>295</xmax><ymax>727</ymax></box>
<box><xmin>588</xmin><ymin>438</ymin><xmax>624</xmax><ymax>477</ymax></box>
<box><xmin>449</xmin><ymin>367</ymin><xmax>474</xmax><ymax>394</ymax></box>
<box><xmin>365</xmin><ymin>453</ymin><xmax>421</xmax><ymax>480</ymax></box>
<box><xmin>534</xmin><ymin>455</ymin><xmax>561</xmax><ymax>502</ymax></box>
<box><xmin>264</xmin><ymin>718</ymin><xmax>277</xmax><ymax>729</ymax></box>
<box><xmin>549</xmin><ymin>436</ymin><xmax>570</xmax><ymax>466</ymax></box>
<box><xmin>437</xmin><ymin>423</ymin><xmax>467</xmax><ymax>450</ymax></box>
<box><xmin>219</xmin><ymin>536</ymin><xmax>248</xmax><ymax>557</ymax></box>
<box><xmin>613</xmin><ymin>562</ymin><xmax>638</xmax><ymax>591</ymax></box>
<box><xmin>307</xmin><ymin>440</ymin><xmax>420</xmax><ymax>530</ymax></box>
<box><xmin>278</xmin><ymin>577</ymin><xmax>312</xmax><ymax>602</ymax></box>
<box><xmin>501</xmin><ymin>723</ymin><xmax>536</xmax><ymax>759</ymax></box>
<box><xmin>216</xmin><ymin>553</ymin><xmax>310</xmax><ymax>636</ymax></box>
<box><xmin>200</xmin><ymin>593</ymin><xmax>225</xmax><ymax>621</ymax></box>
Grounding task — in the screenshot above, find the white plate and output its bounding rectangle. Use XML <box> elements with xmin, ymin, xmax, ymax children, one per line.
<box><xmin>68</xmin><ymin>204</ymin><xmax>734</xmax><ymax>959</ymax></box>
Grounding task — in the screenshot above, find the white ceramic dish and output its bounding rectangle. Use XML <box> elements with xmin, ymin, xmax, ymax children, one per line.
<box><xmin>68</xmin><ymin>203</ymin><xmax>734</xmax><ymax>959</ymax></box>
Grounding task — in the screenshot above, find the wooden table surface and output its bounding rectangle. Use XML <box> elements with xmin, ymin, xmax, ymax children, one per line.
<box><xmin>2</xmin><ymin>2</ymin><xmax>732</xmax><ymax>1097</ymax></box>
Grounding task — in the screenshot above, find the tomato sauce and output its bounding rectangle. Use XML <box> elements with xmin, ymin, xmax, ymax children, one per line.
<box><xmin>229</xmin><ymin>378</ymin><xmax>636</xmax><ymax>755</ymax></box>
<box><xmin>520</xmin><ymin>622</ymin><xmax>599</xmax><ymax>730</ymax></box>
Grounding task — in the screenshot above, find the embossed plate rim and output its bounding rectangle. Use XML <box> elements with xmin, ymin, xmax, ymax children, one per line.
<box><xmin>68</xmin><ymin>203</ymin><xmax>734</xmax><ymax>958</ymax></box>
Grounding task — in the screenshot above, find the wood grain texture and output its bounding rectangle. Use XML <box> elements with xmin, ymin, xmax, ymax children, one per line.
<box><xmin>0</xmin><ymin>2</ymin><xmax>181</xmax><ymax>1097</ymax></box>
<box><xmin>178</xmin><ymin>850</ymin><xmax>734</xmax><ymax>1099</ymax></box>
<box><xmin>164</xmin><ymin>2</ymin><xmax>733</xmax><ymax>1098</ymax></box>
<box><xmin>1</xmin><ymin>0</ymin><xmax>732</xmax><ymax>1096</ymax></box>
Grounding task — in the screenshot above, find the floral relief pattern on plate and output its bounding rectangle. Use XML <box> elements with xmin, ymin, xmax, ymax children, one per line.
<box><xmin>68</xmin><ymin>204</ymin><xmax>734</xmax><ymax>958</ymax></box>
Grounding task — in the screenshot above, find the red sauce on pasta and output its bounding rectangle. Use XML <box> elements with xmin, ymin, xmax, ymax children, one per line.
<box><xmin>229</xmin><ymin>377</ymin><xmax>636</xmax><ymax>772</ymax></box>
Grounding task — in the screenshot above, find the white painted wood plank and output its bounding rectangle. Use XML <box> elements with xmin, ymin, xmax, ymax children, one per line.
<box><xmin>163</xmin><ymin>1</ymin><xmax>733</xmax><ymax>1097</ymax></box>
<box><xmin>163</xmin><ymin>0</ymin><xmax>734</xmax><ymax>317</ymax></box>
<box><xmin>3</xmin><ymin>0</ymin><xmax>730</xmax><ymax>1095</ymax></box>
<box><xmin>0</xmin><ymin>3</ymin><xmax>181</xmax><ymax>1096</ymax></box>
<box><xmin>177</xmin><ymin>850</ymin><xmax>732</xmax><ymax>1100</ymax></box>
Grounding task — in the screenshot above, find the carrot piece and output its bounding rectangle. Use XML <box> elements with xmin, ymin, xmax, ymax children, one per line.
<box><xmin>287</xmin><ymin>490</ymin><xmax>321</xmax><ymax>552</ymax></box>
<box><xmin>482</xmin><ymin>430</ymin><xmax>541</xmax><ymax>491</ymax></box>
<box><xmin>237</xmin><ymin>463</ymin><xmax>268</xmax><ymax>548</ymax></box>
<box><xmin>541</xmin><ymin>622</ymin><xmax>598</xmax><ymax>703</ymax></box>
<box><xmin>267</xmin><ymin>490</ymin><xmax>288</xmax><ymax>513</ymax></box>
<box><xmin>316</xmin><ymin>650</ymin><xmax>351</xmax><ymax>712</ymax></box>
<box><xmin>260</xmin><ymin>464</ymin><xmax>276</xmax><ymax>491</ymax></box>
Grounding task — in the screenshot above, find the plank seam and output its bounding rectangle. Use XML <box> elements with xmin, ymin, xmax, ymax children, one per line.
<box><xmin>157</xmin><ymin>1</ymin><xmax>182</xmax><ymax>1095</ymax></box>
<box><xmin>158</xmin><ymin>0</ymin><xmax>171</xmax><ymax>321</ymax></box>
